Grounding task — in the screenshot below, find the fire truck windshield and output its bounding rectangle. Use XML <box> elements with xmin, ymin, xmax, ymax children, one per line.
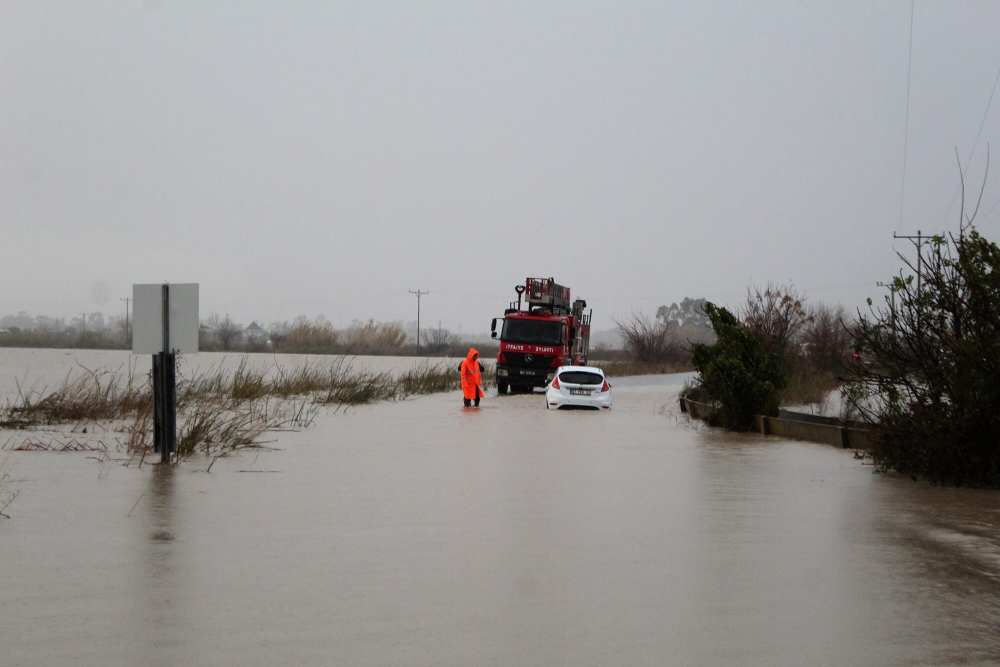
<box><xmin>501</xmin><ymin>319</ymin><xmax>564</xmax><ymax>345</ymax></box>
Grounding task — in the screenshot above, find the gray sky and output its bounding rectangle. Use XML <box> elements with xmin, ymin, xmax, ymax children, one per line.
<box><xmin>3</xmin><ymin>1</ymin><xmax>1000</xmax><ymax>333</ymax></box>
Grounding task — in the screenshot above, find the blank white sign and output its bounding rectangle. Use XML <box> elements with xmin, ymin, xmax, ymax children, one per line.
<box><xmin>132</xmin><ymin>283</ymin><xmax>199</xmax><ymax>354</ymax></box>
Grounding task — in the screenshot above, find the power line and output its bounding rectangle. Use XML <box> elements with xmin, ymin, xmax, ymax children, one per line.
<box><xmin>428</xmin><ymin>290</ymin><xmax>508</xmax><ymax>299</ymax></box>
<box><xmin>897</xmin><ymin>0</ymin><xmax>915</xmax><ymax>231</ymax></box>
<box><xmin>980</xmin><ymin>190</ymin><xmax>1000</xmax><ymax>223</ymax></box>
<box><xmin>937</xmin><ymin>49</ymin><xmax>1000</xmax><ymax>229</ymax></box>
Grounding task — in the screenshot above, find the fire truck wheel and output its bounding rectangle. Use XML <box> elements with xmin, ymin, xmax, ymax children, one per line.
<box><xmin>497</xmin><ymin>380</ymin><xmax>508</xmax><ymax>395</ymax></box>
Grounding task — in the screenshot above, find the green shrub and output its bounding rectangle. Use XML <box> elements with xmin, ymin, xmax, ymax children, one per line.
<box><xmin>690</xmin><ymin>303</ymin><xmax>785</xmax><ymax>430</ymax></box>
<box><xmin>846</xmin><ymin>221</ymin><xmax>1000</xmax><ymax>487</ymax></box>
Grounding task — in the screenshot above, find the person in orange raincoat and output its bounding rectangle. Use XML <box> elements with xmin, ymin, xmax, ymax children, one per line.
<box><xmin>460</xmin><ymin>347</ymin><xmax>485</xmax><ymax>407</ymax></box>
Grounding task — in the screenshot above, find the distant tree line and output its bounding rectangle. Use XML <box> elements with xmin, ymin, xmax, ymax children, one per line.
<box><xmin>0</xmin><ymin>311</ymin><xmax>126</xmax><ymax>336</ymax></box>
<box><xmin>197</xmin><ymin>314</ymin><xmax>495</xmax><ymax>357</ymax></box>
<box><xmin>613</xmin><ymin>291</ymin><xmax>849</xmax><ymax>384</ymax></box>
<box><xmin>0</xmin><ymin>310</ymin><xmax>129</xmax><ymax>349</ymax></box>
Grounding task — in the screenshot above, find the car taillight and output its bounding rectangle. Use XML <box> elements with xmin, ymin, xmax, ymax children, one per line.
<box><xmin>551</xmin><ymin>377</ymin><xmax>560</xmax><ymax>389</ymax></box>
<box><xmin>601</xmin><ymin>380</ymin><xmax>610</xmax><ymax>392</ymax></box>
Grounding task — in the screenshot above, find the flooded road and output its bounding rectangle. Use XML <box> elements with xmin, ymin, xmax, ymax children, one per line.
<box><xmin>2</xmin><ymin>357</ymin><xmax>1000</xmax><ymax>665</ymax></box>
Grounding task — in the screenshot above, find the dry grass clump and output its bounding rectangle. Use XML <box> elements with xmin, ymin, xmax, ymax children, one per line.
<box><xmin>176</xmin><ymin>404</ymin><xmax>273</xmax><ymax>458</ymax></box>
<box><xmin>178</xmin><ymin>357</ymin><xmax>398</xmax><ymax>406</ymax></box>
<box><xmin>398</xmin><ymin>362</ymin><xmax>461</xmax><ymax>395</ymax></box>
<box><xmin>397</xmin><ymin>361</ymin><xmax>496</xmax><ymax>395</ymax></box>
<box><xmin>318</xmin><ymin>372</ymin><xmax>397</xmax><ymax>407</ymax></box>
<box><xmin>180</xmin><ymin>358</ymin><xmax>269</xmax><ymax>405</ymax></box>
<box><xmin>1</xmin><ymin>363</ymin><xmax>149</xmax><ymax>428</ymax></box>
<box><xmin>270</xmin><ymin>358</ymin><xmax>394</xmax><ymax>405</ymax></box>
<box><xmin>121</xmin><ymin>409</ymin><xmax>153</xmax><ymax>456</ymax></box>
<box><xmin>7</xmin><ymin>436</ymin><xmax>105</xmax><ymax>452</ymax></box>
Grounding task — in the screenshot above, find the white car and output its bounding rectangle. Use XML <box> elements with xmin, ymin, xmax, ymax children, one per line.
<box><xmin>545</xmin><ymin>366</ymin><xmax>612</xmax><ymax>410</ymax></box>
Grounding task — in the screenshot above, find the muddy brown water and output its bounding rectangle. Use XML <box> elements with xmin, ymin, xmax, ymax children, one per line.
<box><xmin>2</xmin><ymin>351</ymin><xmax>1000</xmax><ymax>666</ymax></box>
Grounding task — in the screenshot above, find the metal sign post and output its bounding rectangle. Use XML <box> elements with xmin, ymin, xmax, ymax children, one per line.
<box><xmin>152</xmin><ymin>285</ymin><xmax>177</xmax><ymax>463</ymax></box>
<box><xmin>133</xmin><ymin>283</ymin><xmax>199</xmax><ymax>464</ymax></box>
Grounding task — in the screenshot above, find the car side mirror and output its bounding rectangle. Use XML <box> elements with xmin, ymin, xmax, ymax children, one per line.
<box><xmin>491</xmin><ymin>318</ymin><xmax>497</xmax><ymax>332</ymax></box>
<box><xmin>491</xmin><ymin>331</ymin><xmax>497</xmax><ymax>339</ymax></box>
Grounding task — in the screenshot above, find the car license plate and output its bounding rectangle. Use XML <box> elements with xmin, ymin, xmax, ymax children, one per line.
<box><xmin>570</xmin><ymin>389</ymin><xmax>591</xmax><ymax>396</ymax></box>
<box><xmin>519</xmin><ymin>370</ymin><xmax>534</xmax><ymax>375</ymax></box>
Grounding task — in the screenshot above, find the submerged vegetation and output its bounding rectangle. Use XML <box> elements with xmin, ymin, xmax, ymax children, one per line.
<box><xmin>0</xmin><ymin>357</ymin><xmax>482</xmax><ymax>462</ymax></box>
<box><xmin>0</xmin><ymin>452</ymin><xmax>17</xmax><ymax>518</ymax></box>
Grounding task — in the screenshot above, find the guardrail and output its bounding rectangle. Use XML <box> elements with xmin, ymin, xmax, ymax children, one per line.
<box><xmin>679</xmin><ymin>396</ymin><xmax>872</xmax><ymax>450</ymax></box>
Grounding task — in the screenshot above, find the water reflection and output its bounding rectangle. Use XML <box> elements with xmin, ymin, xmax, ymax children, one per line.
<box><xmin>140</xmin><ymin>465</ymin><xmax>181</xmax><ymax>664</ymax></box>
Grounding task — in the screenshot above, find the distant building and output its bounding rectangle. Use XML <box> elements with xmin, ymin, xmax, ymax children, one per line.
<box><xmin>244</xmin><ymin>321</ymin><xmax>267</xmax><ymax>343</ymax></box>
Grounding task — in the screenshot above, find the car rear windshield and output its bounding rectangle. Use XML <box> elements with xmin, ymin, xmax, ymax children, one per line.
<box><xmin>502</xmin><ymin>319</ymin><xmax>563</xmax><ymax>345</ymax></box>
<box><xmin>558</xmin><ymin>371</ymin><xmax>604</xmax><ymax>385</ymax></box>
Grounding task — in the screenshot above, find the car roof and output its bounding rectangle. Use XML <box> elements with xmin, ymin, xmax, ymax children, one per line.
<box><xmin>557</xmin><ymin>365</ymin><xmax>604</xmax><ymax>375</ymax></box>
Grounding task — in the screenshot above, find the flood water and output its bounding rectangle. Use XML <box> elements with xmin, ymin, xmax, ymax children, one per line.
<box><xmin>2</xmin><ymin>350</ymin><xmax>1000</xmax><ymax>666</ymax></box>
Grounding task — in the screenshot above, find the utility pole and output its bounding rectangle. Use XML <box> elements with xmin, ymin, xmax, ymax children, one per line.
<box><xmin>894</xmin><ymin>229</ymin><xmax>927</xmax><ymax>331</ymax></box>
<box><xmin>409</xmin><ymin>290</ymin><xmax>428</xmax><ymax>349</ymax></box>
<box><xmin>120</xmin><ymin>297</ymin><xmax>131</xmax><ymax>341</ymax></box>
<box><xmin>876</xmin><ymin>282</ymin><xmax>896</xmax><ymax>311</ymax></box>
<box><xmin>81</xmin><ymin>313</ymin><xmax>87</xmax><ymax>333</ymax></box>
<box><xmin>894</xmin><ymin>229</ymin><xmax>926</xmax><ymax>295</ymax></box>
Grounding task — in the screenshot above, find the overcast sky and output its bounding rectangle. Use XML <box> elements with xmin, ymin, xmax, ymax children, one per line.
<box><xmin>3</xmin><ymin>1</ymin><xmax>1000</xmax><ymax>333</ymax></box>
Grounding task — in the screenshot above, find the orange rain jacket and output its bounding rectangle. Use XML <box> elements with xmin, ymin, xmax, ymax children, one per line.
<box><xmin>460</xmin><ymin>348</ymin><xmax>484</xmax><ymax>400</ymax></box>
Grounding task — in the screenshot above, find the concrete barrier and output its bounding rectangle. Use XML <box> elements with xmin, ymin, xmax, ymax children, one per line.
<box><xmin>845</xmin><ymin>427</ymin><xmax>874</xmax><ymax>450</ymax></box>
<box><xmin>680</xmin><ymin>397</ymin><xmax>719</xmax><ymax>422</ymax></box>
<box><xmin>779</xmin><ymin>409</ymin><xmax>868</xmax><ymax>431</ymax></box>
<box><xmin>768</xmin><ymin>416</ymin><xmax>845</xmax><ymax>448</ymax></box>
<box><xmin>682</xmin><ymin>396</ymin><xmax>873</xmax><ymax>450</ymax></box>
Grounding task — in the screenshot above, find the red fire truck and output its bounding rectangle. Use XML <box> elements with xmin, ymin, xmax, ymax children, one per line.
<box><xmin>491</xmin><ymin>277</ymin><xmax>592</xmax><ymax>394</ymax></box>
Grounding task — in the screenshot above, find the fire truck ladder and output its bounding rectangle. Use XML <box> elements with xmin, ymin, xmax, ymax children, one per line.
<box><xmin>525</xmin><ymin>277</ymin><xmax>571</xmax><ymax>315</ymax></box>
